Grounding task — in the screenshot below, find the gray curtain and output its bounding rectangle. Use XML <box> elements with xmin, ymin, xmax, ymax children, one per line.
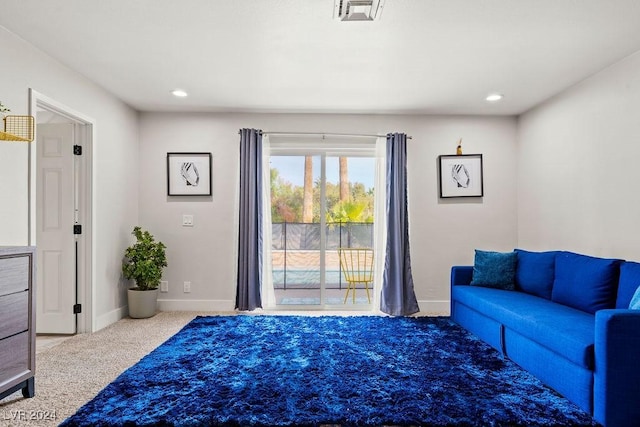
<box><xmin>380</xmin><ymin>133</ymin><xmax>420</xmax><ymax>316</ymax></box>
<box><xmin>236</xmin><ymin>128</ymin><xmax>263</xmax><ymax>311</ymax></box>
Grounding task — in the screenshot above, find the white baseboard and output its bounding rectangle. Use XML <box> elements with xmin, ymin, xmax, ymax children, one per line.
<box><xmin>95</xmin><ymin>300</ymin><xmax>449</xmax><ymax>328</ymax></box>
<box><xmin>95</xmin><ymin>305</ymin><xmax>128</xmax><ymax>332</ymax></box>
<box><xmin>157</xmin><ymin>299</ymin><xmax>235</xmax><ymax>312</ymax></box>
<box><xmin>416</xmin><ymin>300</ymin><xmax>450</xmax><ymax>316</ymax></box>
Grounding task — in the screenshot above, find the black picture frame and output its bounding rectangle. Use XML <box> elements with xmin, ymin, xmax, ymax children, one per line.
<box><xmin>438</xmin><ymin>154</ymin><xmax>483</xmax><ymax>198</ymax></box>
<box><xmin>167</xmin><ymin>152</ymin><xmax>212</xmax><ymax>196</ymax></box>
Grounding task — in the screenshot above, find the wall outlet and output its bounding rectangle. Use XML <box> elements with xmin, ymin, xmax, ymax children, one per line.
<box><xmin>183</xmin><ymin>281</ymin><xmax>191</xmax><ymax>293</ymax></box>
<box><xmin>182</xmin><ymin>214</ymin><xmax>194</xmax><ymax>227</ymax></box>
<box><xmin>160</xmin><ymin>281</ymin><xmax>169</xmax><ymax>293</ymax></box>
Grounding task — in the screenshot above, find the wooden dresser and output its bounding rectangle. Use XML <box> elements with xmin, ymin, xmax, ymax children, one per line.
<box><xmin>0</xmin><ymin>246</ymin><xmax>36</xmax><ymax>400</ymax></box>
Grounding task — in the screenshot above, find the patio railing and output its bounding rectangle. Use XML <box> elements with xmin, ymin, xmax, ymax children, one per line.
<box><xmin>271</xmin><ymin>222</ymin><xmax>374</xmax><ymax>290</ymax></box>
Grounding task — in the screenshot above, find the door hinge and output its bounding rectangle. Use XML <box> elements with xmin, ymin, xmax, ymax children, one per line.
<box><xmin>73</xmin><ymin>304</ymin><xmax>82</xmax><ymax>314</ymax></box>
<box><xmin>73</xmin><ymin>224</ymin><xmax>82</xmax><ymax>235</ymax></box>
<box><xmin>73</xmin><ymin>145</ymin><xmax>82</xmax><ymax>155</ymax></box>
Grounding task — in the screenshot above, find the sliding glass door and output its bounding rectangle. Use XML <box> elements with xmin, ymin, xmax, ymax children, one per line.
<box><xmin>266</xmin><ymin>138</ymin><xmax>378</xmax><ymax>309</ymax></box>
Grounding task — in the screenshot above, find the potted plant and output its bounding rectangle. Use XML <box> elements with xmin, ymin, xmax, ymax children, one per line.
<box><xmin>122</xmin><ymin>226</ymin><xmax>167</xmax><ymax>318</ymax></box>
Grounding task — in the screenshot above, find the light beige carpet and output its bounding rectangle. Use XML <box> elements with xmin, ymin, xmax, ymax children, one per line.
<box><xmin>0</xmin><ymin>311</ymin><xmax>225</xmax><ymax>427</ymax></box>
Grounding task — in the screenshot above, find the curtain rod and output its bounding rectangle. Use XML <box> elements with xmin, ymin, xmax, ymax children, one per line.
<box><xmin>239</xmin><ymin>131</ymin><xmax>412</xmax><ymax>139</ymax></box>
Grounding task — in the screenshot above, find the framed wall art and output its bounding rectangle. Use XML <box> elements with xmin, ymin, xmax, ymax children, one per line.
<box><xmin>167</xmin><ymin>152</ymin><xmax>212</xmax><ymax>196</ymax></box>
<box><xmin>438</xmin><ymin>154</ymin><xmax>483</xmax><ymax>198</ymax></box>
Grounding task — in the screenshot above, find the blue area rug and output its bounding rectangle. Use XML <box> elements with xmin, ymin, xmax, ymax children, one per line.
<box><xmin>62</xmin><ymin>316</ymin><xmax>598</xmax><ymax>426</ymax></box>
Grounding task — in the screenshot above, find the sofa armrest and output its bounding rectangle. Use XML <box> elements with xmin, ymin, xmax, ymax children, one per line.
<box><xmin>593</xmin><ymin>309</ymin><xmax>640</xmax><ymax>427</ymax></box>
<box><xmin>451</xmin><ymin>266</ymin><xmax>473</xmax><ymax>287</ymax></box>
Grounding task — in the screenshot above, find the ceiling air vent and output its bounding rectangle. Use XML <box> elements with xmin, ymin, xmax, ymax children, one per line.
<box><xmin>334</xmin><ymin>0</ymin><xmax>386</xmax><ymax>21</ymax></box>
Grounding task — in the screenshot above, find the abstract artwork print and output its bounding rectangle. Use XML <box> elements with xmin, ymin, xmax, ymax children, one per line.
<box><xmin>451</xmin><ymin>163</ymin><xmax>470</xmax><ymax>188</ymax></box>
<box><xmin>167</xmin><ymin>152</ymin><xmax>212</xmax><ymax>196</ymax></box>
<box><xmin>180</xmin><ymin>162</ymin><xmax>200</xmax><ymax>186</ymax></box>
<box><xmin>439</xmin><ymin>154</ymin><xmax>483</xmax><ymax>198</ymax></box>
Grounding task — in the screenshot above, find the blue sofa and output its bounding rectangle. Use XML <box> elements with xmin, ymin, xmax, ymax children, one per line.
<box><xmin>450</xmin><ymin>249</ymin><xmax>640</xmax><ymax>427</ymax></box>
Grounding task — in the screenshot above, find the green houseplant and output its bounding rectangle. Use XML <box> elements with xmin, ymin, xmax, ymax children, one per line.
<box><xmin>122</xmin><ymin>226</ymin><xmax>167</xmax><ymax>318</ymax></box>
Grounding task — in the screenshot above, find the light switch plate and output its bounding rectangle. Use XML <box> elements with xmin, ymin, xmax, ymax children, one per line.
<box><xmin>182</xmin><ymin>214</ymin><xmax>194</xmax><ymax>227</ymax></box>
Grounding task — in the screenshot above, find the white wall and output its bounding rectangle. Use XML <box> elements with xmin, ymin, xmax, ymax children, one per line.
<box><xmin>517</xmin><ymin>50</ymin><xmax>640</xmax><ymax>260</ymax></box>
<box><xmin>140</xmin><ymin>113</ymin><xmax>518</xmax><ymax>314</ymax></box>
<box><xmin>0</xmin><ymin>27</ymin><xmax>140</xmax><ymax>329</ymax></box>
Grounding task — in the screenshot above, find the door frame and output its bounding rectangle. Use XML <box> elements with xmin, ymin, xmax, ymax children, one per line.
<box><xmin>265</xmin><ymin>138</ymin><xmax>380</xmax><ymax>311</ymax></box>
<box><xmin>28</xmin><ymin>89</ymin><xmax>95</xmax><ymax>333</ymax></box>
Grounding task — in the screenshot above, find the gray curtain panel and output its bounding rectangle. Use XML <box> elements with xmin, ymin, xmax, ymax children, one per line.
<box><xmin>380</xmin><ymin>133</ymin><xmax>420</xmax><ymax>316</ymax></box>
<box><xmin>236</xmin><ymin>128</ymin><xmax>263</xmax><ymax>311</ymax></box>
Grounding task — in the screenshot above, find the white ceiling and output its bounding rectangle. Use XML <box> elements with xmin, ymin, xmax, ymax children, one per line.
<box><xmin>2</xmin><ymin>0</ymin><xmax>640</xmax><ymax>115</ymax></box>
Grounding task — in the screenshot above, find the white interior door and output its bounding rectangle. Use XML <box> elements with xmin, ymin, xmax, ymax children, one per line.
<box><xmin>36</xmin><ymin>123</ymin><xmax>76</xmax><ymax>334</ymax></box>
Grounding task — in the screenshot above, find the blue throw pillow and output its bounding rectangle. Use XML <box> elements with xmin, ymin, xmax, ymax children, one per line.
<box><xmin>630</xmin><ymin>286</ymin><xmax>640</xmax><ymax>310</ymax></box>
<box><xmin>552</xmin><ymin>252</ymin><xmax>622</xmax><ymax>314</ymax></box>
<box><xmin>470</xmin><ymin>250</ymin><xmax>516</xmax><ymax>290</ymax></box>
<box><xmin>515</xmin><ymin>249</ymin><xmax>558</xmax><ymax>299</ymax></box>
<box><xmin>616</xmin><ymin>261</ymin><xmax>640</xmax><ymax>308</ymax></box>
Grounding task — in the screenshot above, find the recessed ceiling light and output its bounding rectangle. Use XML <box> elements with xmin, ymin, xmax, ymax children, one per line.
<box><xmin>485</xmin><ymin>93</ymin><xmax>504</xmax><ymax>102</ymax></box>
<box><xmin>171</xmin><ymin>89</ymin><xmax>188</xmax><ymax>97</ymax></box>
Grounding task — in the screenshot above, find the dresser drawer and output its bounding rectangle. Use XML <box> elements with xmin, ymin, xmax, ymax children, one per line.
<box><xmin>0</xmin><ymin>332</ymin><xmax>29</xmax><ymax>384</ymax></box>
<box><xmin>0</xmin><ymin>291</ymin><xmax>29</xmax><ymax>340</ymax></box>
<box><xmin>0</xmin><ymin>255</ymin><xmax>30</xmax><ymax>296</ymax></box>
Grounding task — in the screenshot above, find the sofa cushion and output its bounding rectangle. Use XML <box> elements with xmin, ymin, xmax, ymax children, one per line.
<box><xmin>515</xmin><ymin>249</ymin><xmax>557</xmax><ymax>299</ymax></box>
<box><xmin>552</xmin><ymin>252</ymin><xmax>622</xmax><ymax>314</ymax></box>
<box><xmin>470</xmin><ymin>250</ymin><xmax>516</xmax><ymax>290</ymax></box>
<box><xmin>616</xmin><ymin>261</ymin><xmax>640</xmax><ymax>308</ymax></box>
<box><xmin>452</xmin><ymin>285</ymin><xmax>596</xmax><ymax>369</ymax></box>
<box><xmin>630</xmin><ymin>286</ymin><xmax>640</xmax><ymax>309</ymax></box>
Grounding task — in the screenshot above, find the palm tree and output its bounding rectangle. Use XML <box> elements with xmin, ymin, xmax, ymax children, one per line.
<box><xmin>339</xmin><ymin>157</ymin><xmax>349</xmax><ymax>202</ymax></box>
<box><xmin>302</xmin><ymin>156</ymin><xmax>313</xmax><ymax>223</ymax></box>
<box><xmin>329</xmin><ymin>199</ymin><xmax>372</xmax><ymax>248</ymax></box>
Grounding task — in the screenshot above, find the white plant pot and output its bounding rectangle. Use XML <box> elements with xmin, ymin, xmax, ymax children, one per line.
<box><xmin>127</xmin><ymin>288</ymin><xmax>158</xmax><ymax>319</ymax></box>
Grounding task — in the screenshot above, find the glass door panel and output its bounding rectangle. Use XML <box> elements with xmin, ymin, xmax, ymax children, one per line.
<box><xmin>270</xmin><ymin>155</ymin><xmax>321</xmax><ymax>305</ymax></box>
<box><xmin>325</xmin><ymin>156</ymin><xmax>375</xmax><ymax>306</ymax></box>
